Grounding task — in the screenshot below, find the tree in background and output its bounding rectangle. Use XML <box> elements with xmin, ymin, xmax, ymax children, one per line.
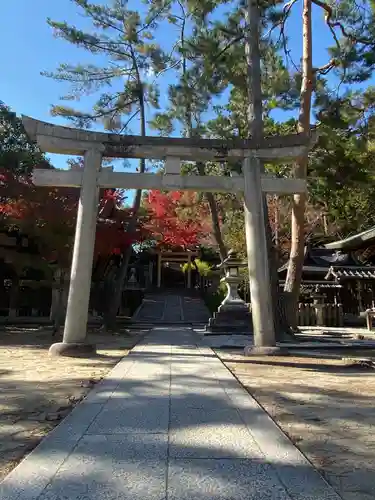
<box><xmin>40</xmin><ymin>0</ymin><xmax>375</xmax><ymax>332</ymax></box>
<box><xmin>0</xmin><ymin>101</ymin><xmax>51</xmax><ymax>176</ymax></box>
<box><xmin>147</xmin><ymin>0</ymin><xmax>229</xmax><ymax>262</ymax></box>
<box><xmin>183</xmin><ymin>0</ymin><xmax>375</xmax><ymax>328</ymax></box>
<box><xmin>266</xmin><ymin>0</ymin><xmax>375</xmax><ymax>328</ymax></box>
<box><xmin>45</xmin><ymin>0</ymin><xmax>171</xmax><ymax>329</ymax></box>
<box><xmin>143</xmin><ymin>190</ymin><xmax>211</xmax><ymax>249</ymax></box>
<box><xmin>0</xmin><ymin>103</ymin><xmax>150</xmax><ymax>324</ymax></box>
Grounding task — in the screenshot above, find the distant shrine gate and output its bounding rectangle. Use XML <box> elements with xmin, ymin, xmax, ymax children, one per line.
<box><xmin>22</xmin><ymin>116</ymin><xmax>314</xmax><ymax>356</ymax></box>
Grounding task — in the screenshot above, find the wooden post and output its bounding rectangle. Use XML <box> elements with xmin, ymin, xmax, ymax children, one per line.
<box><xmin>49</xmin><ymin>146</ymin><xmax>103</xmax><ymax>356</ymax></box>
<box><xmin>243</xmin><ymin>157</ymin><xmax>276</xmax><ymax>350</ymax></box>
<box><xmin>357</xmin><ymin>280</ymin><xmax>364</xmax><ymax>312</ymax></box>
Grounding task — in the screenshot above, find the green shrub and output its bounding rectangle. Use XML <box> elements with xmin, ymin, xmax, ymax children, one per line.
<box><xmin>203</xmin><ymin>282</ymin><xmax>227</xmax><ymax>314</ymax></box>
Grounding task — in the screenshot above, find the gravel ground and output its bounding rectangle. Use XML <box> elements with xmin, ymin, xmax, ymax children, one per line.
<box><xmin>216</xmin><ymin>348</ymin><xmax>375</xmax><ymax>500</ymax></box>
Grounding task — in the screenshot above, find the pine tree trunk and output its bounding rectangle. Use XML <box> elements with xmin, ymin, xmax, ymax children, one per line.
<box><xmin>52</xmin><ymin>269</ymin><xmax>67</xmax><ymax>336</ymax></box>
<box><xmin>196</xmin><ymin>163</ymin><xmax>228</xmax><ymax>262</ymax></box>
<box><xmin>284</xmin><ymin>0</ymin><xmax>312</xmax><ymax>330</ymax></box>
<box><xmin>181</xmin><ymin>3</ymin><xmax>228</xmax><ymax>267</ymax></box>
<box><xmin>8</xmin><ymin>277</ymin><xmax>19</xmax><ymax>318</ymax></box>
<box><xmin>103</xmin><ymin>84</ymin><xmax>146</xmax><ymax>331</ymax></box>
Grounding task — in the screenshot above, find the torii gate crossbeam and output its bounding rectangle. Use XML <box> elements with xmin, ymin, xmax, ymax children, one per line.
<box><xmin>22</xmin><ymin>116</ymin><xmax>315</xmax><ymax>357</ymax></box>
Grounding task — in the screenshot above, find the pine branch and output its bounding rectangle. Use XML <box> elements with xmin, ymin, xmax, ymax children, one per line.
<box><xmin>311</xmin><ymin>0</ymin><xmax>372</xmax><ymax>46</ymax></box>
<box><xmin>214</xmin><ymin>33</ymin><xmax>245</xmax><ymax>61</ymax></box>
<box><xmin>42</xmin><ymin>65</ymin><xmax>122</xmax><ymax>83</ymax></box>
<box><xmin>47</xmin><ymin>20</ymin><xmax>132</xmax><ymax>59</ymax></box>
<box><xmin>75</xmin><ymin>1</ymin><xmax>126</xmax><ymax>35</ymax></box>
<box><xmin>138</xmin><ymin>1</ymin><xmax>172</xmax><ymax>35</ymax></box>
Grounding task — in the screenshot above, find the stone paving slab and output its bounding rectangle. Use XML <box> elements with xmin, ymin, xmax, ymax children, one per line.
<box><xmin>86</xmin><ymin>406</ymin><xmax>169</xmax><ymax>435</ymax></box>
<box><xmin>38</xmin><ymin>434</ymin><xmax>168</xmax><ymax>500</ymax></box>
<box><xmin>169</xmin><ymin>407</ymin><xmax>262</xmax><ymax>459</ymax></box>
<box><xmin>0</xmin><ymin>326</ymin><xmax>343</xmax><ymax>500</ymax></box>
<box><xmin>167</xmin><ymin>459</ymin><xmax>291</xmax><ymax>500</ymax></box>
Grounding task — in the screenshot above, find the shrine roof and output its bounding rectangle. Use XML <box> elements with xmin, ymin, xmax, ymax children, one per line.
<box><xmin>325</xmin><ymin>266</ymin><xmax>375</xmax><ymax>281</ymax></box>
<box><xmin>278</xmin><ymin>246</ymin><xmax>375</xmax><ymax>282</ymax></box>
<box><xmin>325</xmin><ymin>226</ymin><xmax>375</xmax><ymax>252</ymax></box>
<box><xmin>278</xmin><ymin>246</ymin><xmax>361</xmax><ymax>274</ymax></box>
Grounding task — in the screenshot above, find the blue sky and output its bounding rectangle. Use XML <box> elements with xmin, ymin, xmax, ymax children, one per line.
<box><xmin>0</xmin><ymin>0</ymin><xmax>361</xmax><ymax>174</ymax></box>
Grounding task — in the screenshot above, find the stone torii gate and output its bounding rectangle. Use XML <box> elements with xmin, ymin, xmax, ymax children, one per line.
<box><xmin>22</xmin><ymin>116</ymin><xmax>314</xmax><ymax>356</ymax></box>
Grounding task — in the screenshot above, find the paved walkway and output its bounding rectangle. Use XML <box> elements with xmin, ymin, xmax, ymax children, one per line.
<box><xmin>1</xmin><ymin>326</ymin><xmax>341</xmax><ymax>500</ymax></box>
<box><xmin>134</xmin><ymin>291</ymin><xmax>210</xmax><ymax>324</ymax></box>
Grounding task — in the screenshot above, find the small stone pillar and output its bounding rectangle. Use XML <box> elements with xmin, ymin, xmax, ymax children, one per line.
<box><xmin>205</xmin><ymin>250</ymin><xmax>252</xmax><ymax>335</ymax></box>
<box><xmin>49</xmin><ymin>146</ymin><xmax>104</xmax><ymax>357</ymax></box>
<box><xmin>128</xmin><ymin>267</ymin><xmax>138</xmax><ymax>287</ymax></box>
<box><xmin>313</xmin><ymin>291</ymin><xmax>325</xmax><ymax>327</ymax></box>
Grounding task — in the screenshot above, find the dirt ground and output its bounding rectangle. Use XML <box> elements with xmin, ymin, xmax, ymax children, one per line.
<box><xmin>0</xmin><ymin>326</ymin><xmax>146</xmax><ymax>481</ymax></box>
<box><xmin>216</xmin><ymin>349</ymin><xmax>375</xmax><ymax>500</ymax></box>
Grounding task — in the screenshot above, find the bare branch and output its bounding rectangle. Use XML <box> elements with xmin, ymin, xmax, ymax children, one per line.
<box><xmin>283</xmin><ymin>0</ymin><xmax>299</xmax><ymax>16</ymax></box>
<box><xmin>312</xmin><ymin>58</ymin><xmax>337</xmax><ymax>75</ymax></box>
<box><xmin>263</xmin><ymin>0</ymin><xmax>300</xmax><ymax>72</ymax></box>
<box><xmin>118</xmin><ymin>109</ymin><xmax>140</xmax><ymax>134</ymax></box>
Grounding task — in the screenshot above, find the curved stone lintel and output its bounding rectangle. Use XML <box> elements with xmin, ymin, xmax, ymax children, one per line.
<box><xmin>49</xmin><ymin>342</ymin><xmax>96</xmax><ymax>357</ymax></box>
<box><xmin>22</xmin><ymin>115</ymin><xmax>316</xmax><ymax>161</ymax></box>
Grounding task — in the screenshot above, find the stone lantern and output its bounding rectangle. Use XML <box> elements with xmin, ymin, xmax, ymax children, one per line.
<box><xmin>205</xmin><ymin>250</ymin><xmax>253</xmax><ymax>335</ymax></box>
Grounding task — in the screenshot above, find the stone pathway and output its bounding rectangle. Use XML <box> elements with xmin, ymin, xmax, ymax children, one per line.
<box><xmin>0</xmin><ymin>327</ymin><xmax>342</xmax><ymax>500</ymax></box>
<box><xmin>134</xmin><ymin>291</ymin><xmax>210</xmax><ymax>324</ymax></box>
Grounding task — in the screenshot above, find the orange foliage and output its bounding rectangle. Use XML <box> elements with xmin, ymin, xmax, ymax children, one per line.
<box><xmin>144</xmin><ymin>190</ymin><xmax>211</xmax><ymax>250</ymax></box>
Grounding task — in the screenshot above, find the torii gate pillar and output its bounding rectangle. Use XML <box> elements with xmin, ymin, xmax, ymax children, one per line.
<box><xmin>50</xmin><ymin>146</ymin><xmax>104</xmax><ymax>356</ymax></box>
<box><xmin>243</xmin><ymin>157</ymin><xmax>276</xmax><ymax>351</ymax></box>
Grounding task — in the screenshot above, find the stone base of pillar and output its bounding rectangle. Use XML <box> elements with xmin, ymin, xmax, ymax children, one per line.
<box><xmin>205</xmin><ymin>306</ymin><xmax>253</xmax><ymax>335</ymax></box>
<box><xmin>243</xmin><ymin>345</ymin><xmax>288</xmax><ymax>356</ymax></box>
<box><xmin>49</xmin><ymin>342</ymin><xmax>96</xmax><ymax>357</ymax></box>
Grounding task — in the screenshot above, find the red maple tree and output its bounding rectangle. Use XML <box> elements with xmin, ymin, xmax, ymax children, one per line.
<box><xmin>143</xmin><ymin>190</ymin><xmax>211</xmax><ymax>250</ymax></box>
<box><xmin>0</xmin><ymin>166</ymin><xmax>142</xmax><ymax>269</ymax></box>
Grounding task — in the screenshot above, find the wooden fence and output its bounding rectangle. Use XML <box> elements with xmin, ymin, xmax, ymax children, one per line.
<box><xmin>298</xmin><ymin>302</ymin><xmax>344</xmax><ymax>327</ymax></box>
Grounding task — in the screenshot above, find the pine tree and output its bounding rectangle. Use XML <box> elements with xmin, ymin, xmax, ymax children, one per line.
<box><xmin>0</xmin><ymin>101</ymin><xmax>49</xmax><ymax>176</ymax></box>
<box><xmin>44</xmin><ymin>0</ymin><xmax>170</xmax><ymax>329</ymax></box>
<box><xmin>146</xmin><ymin>0</ymin><xmax>229</xmax><ymax>261</ymax></box>
<box><xmin>274</xmin><ymin>0</ymin><xmax>375</xmax><ymax>328</ymax></box>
